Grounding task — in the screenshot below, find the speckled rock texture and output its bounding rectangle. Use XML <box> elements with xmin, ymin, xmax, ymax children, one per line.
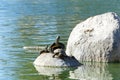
<box><xmin>66</xmin><ymin>12</ymin><xmax>120</xmax><ymax>62</ymax></box>
<box><xmin>33</xmin><ymin>53</ymin><xmax>80</xmax><ymax>67</ymax></box>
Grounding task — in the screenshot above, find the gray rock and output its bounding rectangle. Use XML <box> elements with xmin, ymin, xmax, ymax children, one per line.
<box><xmin>33</xmin><ymin>53</ymin><xmax>80</xmax><ymax>67</ymax></box>
<box><xmin>66</xmin><ymin>12</ymin><xmax>120</xmax><ymax>62</ymax></box>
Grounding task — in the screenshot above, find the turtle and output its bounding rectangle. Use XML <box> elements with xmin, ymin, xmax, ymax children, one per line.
<box><xmin>49</xmin><ymin>36</ymin><xmax>66</xmax><ymax>58</ymax></box>
<box><xmin>49</xmin><ymin>36</ymin><xmax>65</xmax><ymax>53</ymax></box>
<box><xmin>40</xmin><ymin>45</ymin><xmax>49</xmax><ymax>54</ymax></box>
<box><xmin>52</xmin><ymin>48</ymin><xmax>67</xmax><ymax>59</ymax></box>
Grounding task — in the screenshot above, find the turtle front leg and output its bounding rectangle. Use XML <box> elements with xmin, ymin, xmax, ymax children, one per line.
<box><xmin>52</xmin><ymin>53</ymin><xmax>59</xmax><ymax>58</ymax></box>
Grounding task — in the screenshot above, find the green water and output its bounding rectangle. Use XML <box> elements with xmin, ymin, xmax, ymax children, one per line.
<box><xmin>0</xmin><ymin>0</ymin><xmax>120</xmax><ymax>80</ymax></box>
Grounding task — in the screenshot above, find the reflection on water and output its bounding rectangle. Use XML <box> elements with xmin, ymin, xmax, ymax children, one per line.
<box><xmin>0</xmin><ymin>0</ymin><xmax>120</xmax><ymax>80</ymax></box>
<box><xmin>75</xmin><ymin>63</ymin><xmax>120</xmax><ymax>80</ymax></box>
<box><xmin>34</xmin><ymin>65</ymin><xmax>69</xmax><ymax>80</ymax></box>
<box><xmin>34</xmin><ymin>65</ymin><xmax>67</xmax><ymax>76</ymax></box>
<box><xmin>69</xmin><ymin>63</ymin><xmax>113</xmax><ymax>80</ymax></box>
<box><xmin>34</xmin><ymin>63</ymin><xmax>120</xmax><ymax>80</ymax></box>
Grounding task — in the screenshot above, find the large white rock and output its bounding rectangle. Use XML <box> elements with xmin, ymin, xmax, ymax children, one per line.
<box><xmin>66</xmin><ymin>12</ymin><xmax>120</xmax><ymax>62</ymax></box>
<box><xmin>33</xmin><ymin>53</ymin><xmax>80</xmax><ymax>67</ymax></box>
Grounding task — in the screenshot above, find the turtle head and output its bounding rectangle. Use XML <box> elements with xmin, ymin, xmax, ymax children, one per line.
<box><xmin>45</xmin><ymin>45</ymin><xmax>48</xmax><ymax>50</ymax></box>
<box><xmin>55</xmin><ymin>36</ymin><xmax>60</xmax><ymax>44</ymax></box>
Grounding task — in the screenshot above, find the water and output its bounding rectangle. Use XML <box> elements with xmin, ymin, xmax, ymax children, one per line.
<box><xmin>0</xmin><ymin>0</ymin><xmax>120</xmax><ymax>80</ymax></box>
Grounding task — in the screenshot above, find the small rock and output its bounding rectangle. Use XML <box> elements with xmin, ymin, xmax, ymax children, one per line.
<box><xmin>33</xmin><ymin>53</ymin><xmax>80</xmax><ymax>67</ymax></box>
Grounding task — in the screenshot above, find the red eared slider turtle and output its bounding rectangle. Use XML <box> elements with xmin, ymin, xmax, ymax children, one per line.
<box><xmin>40</xmin><ymin>45</ymin><xmax>49</xmax><ymax>54</ymax></box>
<box><xmin>49</xmin><ymin>36</ymin><xmax>66</xmax><ymax>58</ymax></box>
<box><xmin>53</xmin><ymin>48</ymin><xmax>67</xmax><ymax>59</ymax></box>
<box><xmin>49</xmin><ymin>36</ymin><xmax>65</xmax><ymax>53</ymax></box>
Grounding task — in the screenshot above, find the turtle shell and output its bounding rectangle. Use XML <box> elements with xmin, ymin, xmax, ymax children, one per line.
<box><xmin>49</xmin><ymin>42</ymin><xmax>65</xmax><ymax>53</ymax></box>
<box><xmin>52</xmin><ymin>48</ymin><xmax>67</xmax><ymax>59</ymax></box>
